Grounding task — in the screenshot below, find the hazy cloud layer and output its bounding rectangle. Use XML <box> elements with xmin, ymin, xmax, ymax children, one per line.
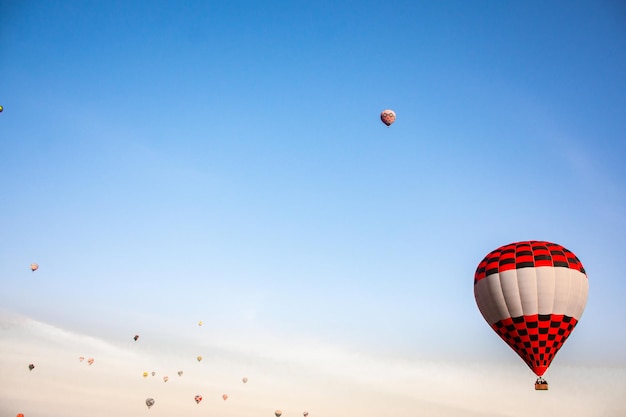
<box><xmin>1</xmin><ymin>312</ymin><xmax>624</xmax><ymax>417</ymax></box>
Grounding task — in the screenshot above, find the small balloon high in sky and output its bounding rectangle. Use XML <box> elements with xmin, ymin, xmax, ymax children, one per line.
<box><xmin>380</xmin><ymin>109</ymin><xmax>396</xmax><ymax>127</ymax></box>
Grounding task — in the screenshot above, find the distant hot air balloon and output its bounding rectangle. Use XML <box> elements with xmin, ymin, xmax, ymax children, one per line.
<box><xmin>194</xmin><ymin>395</ymin><xmax>203</xmax><ymax>404</ymax></box>
<box><xmin>474</xmin><ymin>241</ymin><xmax>588</xmax><ymax>389</ymax></box>
<box><xmin>28</xmin><ymin>364</ymin><xmax>35</xmax><ymax>371</ymax></box>
<box><xmin>242</xmin><ymin>377</ymin><xmax>248</xmax><ymax>383</ymax></box>
<box><xmin>303</xmin><ymin>412</ymin><xmax>309</xmax><ymax>417</ymax></box>
<box><xmin>16</xmin><ymin>414</ymin><xmax>24</xmax><ymax>417</ymax></box>
<box><xmin>198</xmin><ymin>320</ymin><xmax>203</xmax><ymax>326</ymax></box>
<box><xmin>79</xmin><ymin>356</ymin><xmax>85</xmax><ymax>362</ymax></box>
<box><xmin>380</xmin><ymin>109</ymin><xmax>396</xmax><ymax>127</ymax></box>
<box><xmin>178</xmin><ymin>370</ymin><xmax>183</xmax><ymax>377</ymax></box>
<box><xmin>145</xmin><ymin>398</ymin><xmax>155</xmax><ymax>409</ymax></box>
<box><xmin>87</xmin><ymin>358</ymin><xmax>94</xmax><ymax>365</ymax></box>
<box><xmin>163</xmin><ymin>376</ymin><xmax>169</xmax><ymax>383</ymax></box>
<box><xmin>222</xmin><ymin>394</ymin><xmax>228</xmax><ymax>401</ymax></box>
<box><xmin>30</xmin><ymin>263</ymin><xmax>38</xmax><ymax>272</ymax></box>
<box><xmin>275</xmin><ymin>410</ymin><xmax>282</xmax><ymax>417</ymax></box>
<box><xmin>197</xmin><ymin>356</ymin><xmax>203</xmax><ymax>362</ymax></box>
<box><xmin>133</xmin><ymin>335</ymin><xmax>139</xmax><ymax>341</ymax></box>
<box><xmin>143</xmin><ymin>372</ymin><xmax>148</xmax><ymax>378</ymax></box>
<box><xmin>0</xmin><ymin>105</ymin><xmax>3</xmax><ymax>112</ymax></box>
<box><xmin>152</xmin><ymin>371</ymin><xmax>156</xmax><ymax>377</ymax></box>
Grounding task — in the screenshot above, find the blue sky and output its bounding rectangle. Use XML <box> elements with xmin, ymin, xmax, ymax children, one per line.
<box><xmin>1</xmin><ymin>1</ymin><xmax>626</xmax><ymax>416</ymax></box>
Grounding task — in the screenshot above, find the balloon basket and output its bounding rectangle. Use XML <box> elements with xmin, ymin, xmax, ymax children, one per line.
<box><xmin>534</xmin><ymin>383</ymin><xmax>549</xmax><ymax>390</ymax></box>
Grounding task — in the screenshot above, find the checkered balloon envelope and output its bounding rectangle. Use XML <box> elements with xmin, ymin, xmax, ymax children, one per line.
<box><xmin>474</xmin><ymin>241</ymin><xmax>588</xmax><ymax>379</ymax></box>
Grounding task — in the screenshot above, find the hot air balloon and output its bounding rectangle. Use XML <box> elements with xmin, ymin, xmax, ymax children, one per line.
<box><xmin>79</xmin><ymin>356</ymin><xmax>84</xmax><ymax>362</ymax></box>
<box><xmin>303</xmin><ymin>412</ymin><xmax>309</xmax><ymax>417</ymax></box>
<box><xmin>87</xmin><ymin>358</ymin><xmax>94</xmax><ymax>365</ymax></box>
<box><xmin>222</xmin><ymin>394</ymin><xmax>228</xmax><ymax>401</ymax></box>
<box><xmin>474</xmin><ymin>241</ymin><xmax>588</xmax><ymax>389</ymax></box>
<box><xmin>0</xmin><ymin>105</ymin><xmax>3</xmax><ymax>112</ymax></box>
<box><xmin>28</xmin><ymin>364</ymin><xmax>35</xmax><ymax>371</ymax></box>
<box><xmin>275</xmin><ymin>410</ymin><xmax>282</xmax><ymax>417</ymax></box>
<box><xmin>151</xmin><ymin>371</ymin><xmax>156</xmax><ymax>377</ymax></box>
<box><xmin>242</xmin><ymin>377</ymin><xmax>248</xmax><ymax>383</ymax></box>
<box><xmin>30</xmin><ymin>263</ymin><xmax>38</xmax><ymax>272</ymax></box>
<box><xmin>178</xmin><ymin>370</ymin><xmax>183</xmax><ymax>377</ymax></box>
<box><xmin>143</xmin><ymin>372</ymin><xmax>148</xmax><ymax>378</ymax></box>
<box><xmin>197</xmin><ymin>356</ymin><xmax>203</xmax><ymax>362</ymax></box>
<box><xmin>380</xmin><ymin>109</ymin><xmax>396</xmax><ymax>127</ymax></box>
<box><xmin>146</xmin><ymin>398</ymin><xmax>155</xmax><ymax>409</ymax></box>
<box><xmin>194</xmin><ymin>395</ymin><xmax>203</xmax><ymax>404</ymax></box>
<box><xmin>16</xmin><ymin>414</ymin><xmax>24</xmax><ymax>417</ymax></box>
<box><xmin>163</xmin><ymin>376</ymin><xmax>169</xmax><ymax>382</ymax></box>
<box><xmin>198</xmin><ymin>320</ymin><xmax>203</xmax><ymax>326</ymax></box>
<box><xmin>133</xmin><ymin>334</ymin><xmax>139</xmax><ymax>341</ymax></box>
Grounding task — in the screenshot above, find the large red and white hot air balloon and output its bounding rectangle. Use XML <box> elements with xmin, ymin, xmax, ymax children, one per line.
<box><xmin>474</xmin><ymin>241</ymin><xmax>588</xmax><ymax>388</ymax></box>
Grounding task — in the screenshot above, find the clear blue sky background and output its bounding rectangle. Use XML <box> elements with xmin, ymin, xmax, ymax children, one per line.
<box><xmin>1</xmin><ymin>1</ymin><xmax>626</xmax><ymax>415</ymax></box>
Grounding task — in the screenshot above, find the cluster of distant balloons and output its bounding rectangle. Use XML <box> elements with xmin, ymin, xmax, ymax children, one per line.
<box><xmin>130</xmin><ymin>326</ymin><xmax>260</xmax><ymax>409</ymax></box>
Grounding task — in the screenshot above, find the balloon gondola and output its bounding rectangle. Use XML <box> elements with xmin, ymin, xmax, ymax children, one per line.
<box><xmin>535</xmin><ymin>377</ymin><xmax>548</xmax><ymax>390</ymax></box>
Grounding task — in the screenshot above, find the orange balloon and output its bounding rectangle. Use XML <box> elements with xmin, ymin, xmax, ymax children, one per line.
<box><xmin>222</xmin><ymin>394</ymin><xmax>228</xmax><ymax>400</ymax></box>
